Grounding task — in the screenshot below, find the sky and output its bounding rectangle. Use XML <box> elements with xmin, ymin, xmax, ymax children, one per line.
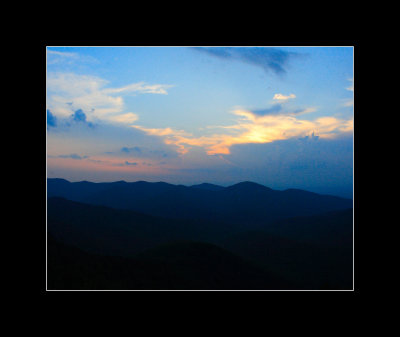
<box><xmin>46</xmin><ymin>46</ymin><xmax>354</xmax><ymax>198</ymax></box>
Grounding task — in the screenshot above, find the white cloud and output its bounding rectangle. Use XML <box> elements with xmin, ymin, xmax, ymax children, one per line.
<box><xmin>103</xmin><ymin>82</ymin><xmax>174</xmax><ymax>95</ymax></box>
<box><xmin>107</xmin><ymin>113</ymin><xmax>139</xmax><ymax>124</ymax></box>
<box><xmin>47</xmin><ymin>50</ymin><xmax>79</xmax><ymax>58</ymax></box>
<box><xmin>47</xmin><ymin>49</ymin><xmax>98</xmax><ymax>65</ymax></box>
<box><xmin>46</xmin><ymin>72</ymin><xmax>173</xmax><ymax>124</ymax></box>
<box><xmin>273</xmin><ymin>93</ymin><xmax>296</xmax><ymax>101</ymax></box>
<box><xmin>346</xmin><ymin>78</ymin><xmax>354</xmax><ymax>92</ymax></box>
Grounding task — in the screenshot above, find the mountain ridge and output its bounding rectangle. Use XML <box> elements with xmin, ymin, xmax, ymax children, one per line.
<box><xmin>47</xmin><ymin>178</ymin><xmax>352</xmax><ymax>199</ymax></box>
<box><xmin>47</xmin><ymin>178</ymin><xmax>352</xmax><ymax>226</ymax></box>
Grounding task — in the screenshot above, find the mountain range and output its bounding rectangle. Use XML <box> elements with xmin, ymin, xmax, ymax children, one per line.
<box><xmin>47</xmin><ymin>179</ymin><xmax>353</xmax><ymax>290</ymax></box>
<box><xmin>47</xmin><ymin>178</ymin><xmax>352</xmax><ymax>226</ymax></box>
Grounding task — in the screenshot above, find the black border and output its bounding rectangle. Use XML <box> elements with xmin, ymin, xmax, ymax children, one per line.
<box><xmin>38</xmin><ymin>41</ymin><xmax>362</xmax><ymax>309</ymax></box>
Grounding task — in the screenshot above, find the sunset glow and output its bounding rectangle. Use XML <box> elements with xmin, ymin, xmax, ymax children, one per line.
<box><xmin>47</xmin><ymin>46</ymin><xmax>353</xmax><ymax>197</ymax></box>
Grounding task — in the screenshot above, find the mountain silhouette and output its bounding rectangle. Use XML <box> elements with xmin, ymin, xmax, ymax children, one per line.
<box><xmin>190</xmin><ymin>183</ymin><xmax>225</xmax><ymax>191</ymax></box>
<box><xmin>47</xmin><ymin>178</ymin><xmax>352</xmax><ymax>226</ymax></box>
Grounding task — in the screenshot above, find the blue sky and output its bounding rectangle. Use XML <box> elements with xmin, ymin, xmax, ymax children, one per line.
<box><xmin>46</xmin><ymin>46</ymin><xmax>353</xmax><ymax>198</ymax></box>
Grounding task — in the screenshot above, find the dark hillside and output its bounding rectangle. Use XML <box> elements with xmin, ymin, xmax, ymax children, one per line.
<box><xmin>47</xmin><ymin>235</ymin><xmax>293</xmax><ymax>290</ymax></box>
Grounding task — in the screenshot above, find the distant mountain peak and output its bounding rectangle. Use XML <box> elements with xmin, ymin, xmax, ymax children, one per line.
<box><xmin>227</xmin><ymin>181</ymin><xmax>272</xmax><ymax>190</ymax></box>
<box><xmin>48</xmin><ymin>178</ymin><xmax>70</xmax><ymax>183</ymax></box>
<box><xmin>190</xmin><ymin>183</ymin><xmax>225</xmax><ymax>191</ymax></box>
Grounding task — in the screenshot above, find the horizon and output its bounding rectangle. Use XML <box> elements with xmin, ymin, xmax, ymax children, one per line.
<box><xmin>47</xmin><ymin>46</ymin><xmax>353</xmax><ymax>199</ymax></box>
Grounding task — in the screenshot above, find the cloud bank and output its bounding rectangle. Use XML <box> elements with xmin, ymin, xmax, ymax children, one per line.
<box><xmin>132</xmin><ymin>107</ymin><xmax>353</xmax><ymax>156</ymax></box>
<box><xmin>46</xmin><ymin>72</ymin><xmax>173</xmax><ymax>127</ymax></box>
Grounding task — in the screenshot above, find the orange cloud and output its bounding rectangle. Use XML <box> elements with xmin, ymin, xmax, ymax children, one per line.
<box><xmin>130</xmin><ymin>109</ymin><xmax>354</xmax><ymax>156</ymax></box>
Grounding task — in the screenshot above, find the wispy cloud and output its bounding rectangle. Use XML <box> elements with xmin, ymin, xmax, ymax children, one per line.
<box><xmin>107</xmin><ymin>113</ymin><xmax>139</xmax><ymax>124</ymax></box>
<box><xmin>252</xmin><ymin>104</ymin><xmax>283</xmax><ymax>116</ymax></box>
<box><xmin>346</xmin><ymin>78</ymin><xmax>354</xmax><ymax>92</ymax></box>
<box><xmin>47</xmin><ymin>50</ymin><xmax>79</xmax><ymax>64</ymax></box>
<box><xmin>47</xmin><ymin>49</ymin><xmax>98</xmax><ymax>65</ymax></box>
<box><xmin>49</xmin><ymin>153</ymin><xmax>89</xmax><ymax>160</ymax></box>
<box><xmin>343</xmin><ymin>78</ymin><xmax>354</xmax><ymax>106</ymax></box>
<box><xmin>248</xmin><ymin>104</ymin><xmax>316</xmax><ymax>117</ymax></box>
<box><xmin>193</xmin><ymin>47</ymin><xmax>298</xmax><ymax>75</ymax></box>
<box><xmin>124</xmin><ymin>161</ymin><xmax>137</xmax><ymax>166</ymax></box>
<box><xmin>103</xmin><ymin>82</ymin><xmax>174</xmax><ymax>95</ymax></box>
<box><xmin>120</xmin><ymin>146</ymin><xmax>171</xmax><ymax>159</ymax></box>
<box><xmin>343</xmin><ymin>99</ymin><xmax>354</xmax><ymax>107</ymax></box>
<box><xmin>121</xmin><ymin>146</ymin><xmax>141</xmax><ymax>154</ymax></box>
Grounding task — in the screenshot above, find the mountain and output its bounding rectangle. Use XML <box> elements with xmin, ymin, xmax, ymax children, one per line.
<box><xmin>47</xmin><ymin>178</ymin><xmax>352</xmax><ymax>226</ymax></box>
<box><xmin>219</xmin><ymin>229</ymin><xmax>352</xmax><ymax>289</ymax></box>
<box><xmin>190</xmin><ymin>183</ymin><xmax>225</xmax><ymax>191</ymax></box>
<box><xmin>217</xmin><ymin>208</ymin><xmax>353</xmax><ymax>289</ymax></box>
<box><xmin>47</xmin><ymin>197</ymin><xmax>353</xmax><ymax>289</ymax></box>
<box><xmin>265</xmin><ymin>208</ymin><xmax>353</xmax><ymax>247</ymax></box>
<box><xmin>47</xmin><ymin>234</ymin><xmax>293</xmax><ymax>290</ymax></box>
<box><xmin>47</xmin><ymin>197</ymin><xmax>246</xmax><ymax>257</ymax></box>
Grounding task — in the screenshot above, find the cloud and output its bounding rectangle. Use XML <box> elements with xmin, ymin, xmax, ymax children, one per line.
<box><xmin>47</xmin><ymin>108</ymin><xmax>96</xmax><ymax>129</ymax></box>
<box><xmin>131</xmin><ymin>126</ymin><xmax>190</xmax><ymax>137</ymax></box>
<box><xmin>131</xmin><ymin>125</ymin><xmax>192</xmax><ymax>154</ymax></box>
<box><xmin>46</xmin><ymin>72</ymin><xmax>173</xmax><ymax>126</ymax></box>
<box><xmin>119</xmin><ymin>146</ymin><xmax>173</xmax><ymax>159</ymax></box>
<box><xmin>343</xmin><ymin>99</ymin><xmax>354</xmax><ymax>107</ymax></box>
<box><xmin>121</xmin><ymin>146</ymin><xmax>142</xmax><ymax>154</ymax></box>
<box><xmin>252</xmin><ymin>104</ymin><xmax>283</xmax><ymax>116</ymax></box>
<box><xmin>70</xmin><ymin>109</ymin><xmax>95</xmax><ymax>128</ymax></box>
<box><xmin>103</xmin><ymin>82</ymin><xmax>174</xmax><ymax>95</ymax></box>
<box><xmin>250</xmin><ymin>104</ymin><xmax>316</xmax><ymax>117</ymax></box>
<box><xmin>273</xmin><ymin>93</ymin><xmax>296</xmax><ymax>101</ymax></box>
<box><xmin>343</xmin><ymin>78</ymin><xmax>354</xmax><ymax>106</ymax></box>
<box><xmin>131</xmin><ymin>108</ymin><xmax>353</xmax><ymax>156</ymax></box>
<box><xmin>194</xmin><ymin>47</ymin><xmax>298</xmax><ymax>75</ymax></box>
<box><xmin>346</xmin><ymin>78</ymin><xmax>354</xmax><ymax>92</ymax></box>
<box><xmin>47</xmin><ymin>49</ymin><xmax>98</xmax><ymax>65</ymax></box>
<box><xmin>298</xmin><ymin>132</ymin><xmax>319</xmax><ymax>142</ymax></box>
<box><xmin>47</xmin><ymin>109</ymin><xmax>57</xmax><ymax>127</ymax></box>
<box><xmin>47</xmin><ymin>50</ymin><xmax>78</xmax><ymax>57</ymax></box>
<box><xmin>72</xmin><ymin>109</ymin><xmax>87</xmax><ymax>122</ymax></box>
<box><xmin>248</xmin><ymin>94</ymin><xmax>303</xmax><ymax>116</ymax></box>
<box><xmin>47</xmin><ymin>50</ymin><xmax>80</xmax><ymax>65</ymax></box>
<box><xmin>107</xmin><ymin>112</ymin><xmax>138</xmax><ymax>124</ymax></box>
<box><xmin>293</xmin><ymin>107</ymin><xmax>317</xmax><ymax>115</ymax></box>
<box><xmin>124</xmin><ymin>161</ymin><xmax>137</xmax><ymax>166</ymax></box>
<box><xmin>51</xmin><ymin>153</ymin><xmax>89</xmax><ymax>160</ymax></box>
